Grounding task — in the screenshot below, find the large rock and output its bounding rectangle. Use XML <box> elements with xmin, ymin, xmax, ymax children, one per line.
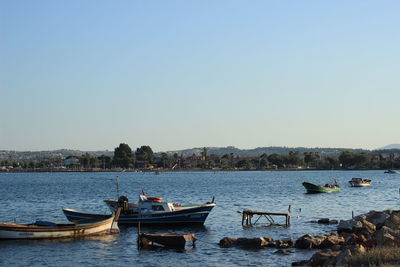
<box><xmin>384</xmin><ymin>212</ymin><xmax>400</xmax><ymax>231</ymax></box>
<box><xmin>337</xmin><ymin>219</ymin><xmax>363</xmax><ymax>233</ymax></box>
<box><xmin>219</xmin><ymin>236</ymin><xmax>276</xmax><ymax>249</ymax></box>
<box><xmin>343</xmin><ymin>233</ymin><xmax>369</xmax><ymax>247</ymax></box>
<box><xmin>291</xmin><ymin>260</ymin><xmax>309</xmax><ymax>266</ymax></box>
<box><xmin>262</xmin><ymin>236</ymin><xmax>274</xmax><ymax>243</ymax></box>
<box><xmin>333</xmin><ymin>249</ymin><xmax>352</xmax><ymax>267</ymax></box>
<box><xmin>360</xmin><ymin>219</ymin><xmax>376</xmax><ymax>234</ymax></box>
<box><xmin>318</xmin><ymin>233</ymin><xmax>344</xmax><ymax>249</ymax></box>
<box><xmin>354</xmin><ymin>215</ymin><xmax>366</xmax><ymax>221</ymax></box>
<box><xmin>295</xmin><ymin>234</ymin><xmax>325</xmax><ymax>249</ymax></box>
<box><xmin>348</xmin><ymin>244</ymin><xmax>367</xmax><ymax>255</ymax></box>
<box><xmin>219</xmin><ymin>237</ymin><xmax>237</xmax><ymax>248</ymax></box>
<box><xmin>275</xmin><ymin>238</ymin><xmax>294</xmax><ymax>248</ymax></box>
<box><xmin>262</xmin><ymin>237</ymin><xmax>275</xmax><ymax>247</ymax></box>
<box><xmin>236</xmin><ymin>237</ymin><xmax>269</xmax><ymax>248</ymax></box>
<box><xmin>308</xmin><ymin>249</ymin><xmax>341</xmax><ymax>267</ymax></box>
<box><xmin>295</xmin><ymin>234</ymin><xmax>313</xmax><ymax>249</ymax></box>
<box><xmin>365</xmin><ymin>211</ymin><xmax>390</xmax><ymax>227</ymax></box>
<box><xmin>274</xmin><ymin>249</ymin><xmax>294</xmax><ymax>255</ymax></box>
<box><xmin>317</xmin><ymin>218</ymin><xmax>338</xmax><ymax>224</ymax></box>
<box><xmin>375</xmin><ymin>226</ymin><xmax>400</xmax><ymax>247</ymax></box>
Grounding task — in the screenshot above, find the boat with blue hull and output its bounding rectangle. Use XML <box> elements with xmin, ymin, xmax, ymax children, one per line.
<box><xmin>63</xmin><ymin>195</ymin><xmax>216</xmax><ymax>226</ymax></box>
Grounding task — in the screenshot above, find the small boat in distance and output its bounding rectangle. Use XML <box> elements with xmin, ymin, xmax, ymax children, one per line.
<box><xmin>0</xmin><ymin>209</ymin><xmax>120</xmax><ymax>240</ymax></box>
<box><xmin>302</xmin><ymin>181</ymin><xmax>341</xmax><ymax>193</ymax></box>
<box><xmin>384</xmin><ymin>169</ymin><xmax>400</xmax><ymax>174</ymax></box>
<box><xmin>349</xmin><ymin>178</ymin><xmax>372</xmax><ymax>187</ymax></box>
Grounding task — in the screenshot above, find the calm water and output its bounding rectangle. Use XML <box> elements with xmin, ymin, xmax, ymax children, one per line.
<box><xmin>0</xmin><ymin>171</ymin><xmax>399</xmax><ymax>266</ymax></box>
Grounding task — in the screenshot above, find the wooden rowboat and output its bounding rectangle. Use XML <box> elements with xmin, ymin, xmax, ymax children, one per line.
<box><xmin>302</xmin><ymin>181</ymin><xmax>341</xmax><ymax>193</ymax></box>
<box><xmin>0</xmin><ymin>209</ymin><xmax>120</xmax><ymax>240</ymax></box>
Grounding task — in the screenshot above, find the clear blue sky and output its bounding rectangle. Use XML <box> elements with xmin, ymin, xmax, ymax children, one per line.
<box><xmin>1</xmin><ymin>1</ymin><xmax>399</xmax><ymax>152</ymax></box>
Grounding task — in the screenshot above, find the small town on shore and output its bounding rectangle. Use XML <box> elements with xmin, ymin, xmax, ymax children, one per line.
<box><xmin>1</xmin><ymin>143</ymin><xmax>400</xmax><ymax>173</ymax></box>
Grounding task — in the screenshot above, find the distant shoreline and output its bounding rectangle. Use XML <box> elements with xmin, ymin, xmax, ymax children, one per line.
<box><xmin>0</xmin><ymin>168</ymin><xmax>389</xmax><ymax>173</ymax></box>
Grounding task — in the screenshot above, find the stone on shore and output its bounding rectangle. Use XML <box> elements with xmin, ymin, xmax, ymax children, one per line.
<box><xmin>383</xmin><ymin>211</ymin><xmax>400</xmax><ymax>231</ymax></box>
<box><xmin>219</xmin><ymin>237</ymin><xmax>274</xmax><ymax>249</ymax></box>
<box><xmin>317</xmin><ymin>218</ymin><xmax>338</xmax><ymax>224</ymax></box>
<box><xmin>375</xmin><ymin>226</ymin><xmax>400</xmax><ymax>247</ymax></box>
<box><xmin>291</xmin><ymin>260</ymin><xmax>309</xmax><ymax>266</ymax></box>
<box><xmin>294</xmin><ymin>234</ymin><xmax>315</xmax><ymax>249</ymax></box>
<box><xmin>295</xmin><ymin>233</ymin><xmax>343</xmax><ymax>249</ymax></box>
<box><xmin>275</xmin><ymin>238</ymin><xmax>294</xmax><ymax>248</ymax></box>
<box><xmin>236</xmin><ymin>237</ymin><xmax>269</xmax><ymax>248</ymax></box>
<box><xmin>365</xmin><ymin>210</ymin><xmax>390</xmax><ymax>226</ymax></box>
<box><xmin>337</xmin><ymin>219</ymin><xmax>363</xmax><ymax>233</ymax></box>
<box><xmin>318</xmin><ymin>233</ymin><xmax>344</xmax><ymax>249</ymax></box>
<box><xmin>274</xmin><ymin>249</ymin><xmax>294</xmax><ymax>255</ymax></box>
<box><xmin>308</xmin><ymin>249</ymin><xmax>341</xmax><ymax>267</ymax></box>
<box><xmin>219</xmin><ymin>237</ymin><xmax>237</xmax><ymax>248</ymax></box>
<box><xmin>299</xmin><ymin>209</ymin><xmax>400</xmax><ymax>266</ymax></box>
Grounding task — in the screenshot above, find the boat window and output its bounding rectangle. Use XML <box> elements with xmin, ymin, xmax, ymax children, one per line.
<box><xmin>152</xmin><ymin>205</ymin><xmax>165</xmax><ymax>211</ymax></box>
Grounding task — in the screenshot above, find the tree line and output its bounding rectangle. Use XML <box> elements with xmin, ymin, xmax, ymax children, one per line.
<box><xmin>1</xmin><ymin>143</ymin><xmax>399</xmax><ymax>171</ymax></box>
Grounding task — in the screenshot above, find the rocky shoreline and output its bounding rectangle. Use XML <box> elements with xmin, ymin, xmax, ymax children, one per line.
<box><xmin>218</xmin><ymin>209</ymin><xmax>400</xmax><ymax>266</ymax></box>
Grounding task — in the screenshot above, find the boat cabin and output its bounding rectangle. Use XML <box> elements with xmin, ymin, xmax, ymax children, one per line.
<box><xmin>138</xmin><ymin>194</ymin><xmax>175</xmax><ymax>213</ymax></box>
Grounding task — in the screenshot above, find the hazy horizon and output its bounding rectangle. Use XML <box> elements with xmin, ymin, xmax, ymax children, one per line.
<box><xmin>1</xmin><ymin>1</ymin><xmax>399</xmax><ymax>152</ymax></box>
<box><xmin>2</xmin><ymin>144</ymin><xmax>399</xmax><ymax>154</ymax></box>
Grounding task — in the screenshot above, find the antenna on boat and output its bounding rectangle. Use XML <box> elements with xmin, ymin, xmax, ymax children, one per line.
<box><xmin>115</xmin><ymin>175</ymin><xmax>120</xmax><ymax>198</ymax></box>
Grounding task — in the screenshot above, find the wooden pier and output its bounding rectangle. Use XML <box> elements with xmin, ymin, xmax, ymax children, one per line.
<box><xmin>241</xmin><ymin>206</ymin><xmax>291</xmax><ymax>227</ymax></box>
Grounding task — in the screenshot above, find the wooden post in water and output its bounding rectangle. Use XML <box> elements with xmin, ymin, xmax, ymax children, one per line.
<box><xmin>137</xmin><ymin>221</ymin><xmax>141</xmax><ymax>250</ymax></box>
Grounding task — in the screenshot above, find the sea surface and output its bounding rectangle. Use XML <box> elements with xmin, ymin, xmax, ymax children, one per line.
<box><xmin>0</xmin><ymin>171</ymin><xmax>399</xmax><ymax>266</ymax></box>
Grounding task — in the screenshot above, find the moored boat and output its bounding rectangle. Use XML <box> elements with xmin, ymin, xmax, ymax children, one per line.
<box><xmin>349</xmin><ymin>178</ymin><xmax>372</xmax><ymax>187</ymax></box>
<box><xmin>64</xmin><ymin>194</ymin><xmax>216</xmax><ymax>226</ymax></box>
<box><xmin>302</xmin><ymin>181</ymin><xmax>341</xmax><ymax>193</ymax></box>
<box><xmin>384</xmin><ymin>169</ymin><xmax>400</xmax><ymax>174</ymax></box>
<box><xmin>0</xmin><ymin>209</ymin><xmax>120</xmax><ymax>240</ymax></box>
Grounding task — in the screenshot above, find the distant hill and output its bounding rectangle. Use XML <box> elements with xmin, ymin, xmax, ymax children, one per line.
<box><xmin>2</xmin><ymin>145</ymin><xmax>399</xmax><ymax>161</ymax></box>
<box><xmin>164</xmin><ymin>146</ymin><xmax>368</xmax><ymax>157</ymax></box>
<box><xmin>378</xmin><ymin>144</ymin><xmax>400</xmax><ymax>150</ymax></box>
<box><xmin>0</xmin><ymin>149</ymin><xmax>113</xmax><ymax>161</ymax></box>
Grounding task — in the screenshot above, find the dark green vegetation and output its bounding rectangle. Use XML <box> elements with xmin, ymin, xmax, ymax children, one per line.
<box><xmin>1</xmin><ymin>144</ymin><xmax>400</xmax><ymax>171</ymax></box>
<box><xmin>344</xmin><ymin>247</ymin><xmax>400</xmax><ymax>266</ymax></box>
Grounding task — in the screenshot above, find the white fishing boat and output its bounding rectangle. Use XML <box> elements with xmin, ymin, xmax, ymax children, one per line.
<box><xmin>349</xmin><ymin>178</ymin><xmax>372</xmax><ymax>187</ymax></box>
<box><xmin>64</xmin><ymin>194</ymin><xmax>216</xmax><ymax>226</ymax></box>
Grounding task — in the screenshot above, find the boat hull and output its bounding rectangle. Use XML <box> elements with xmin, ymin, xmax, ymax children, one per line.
<box><xmin>302</xmin><ymin>182</ymin><xmax>341</xmax><ymax>193</ymax></box>
<box><xmin>385</xmin><ymin>170</ymin><xmax>400</xmax><ymax>174</ymax></box>
<box><xmin>0</xmin><ymin>214</ymin><xmax>117</xmax><ymax>240</ymax></box>
<box><xmin>64</xmin><ymin>204</ymin><xmax>216</xmax><ymax>226</ymax></box>
<box><xmin>350</xmin><ymin>184</ymin><xmax>370</xmax><ymax>187</ymax></box>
